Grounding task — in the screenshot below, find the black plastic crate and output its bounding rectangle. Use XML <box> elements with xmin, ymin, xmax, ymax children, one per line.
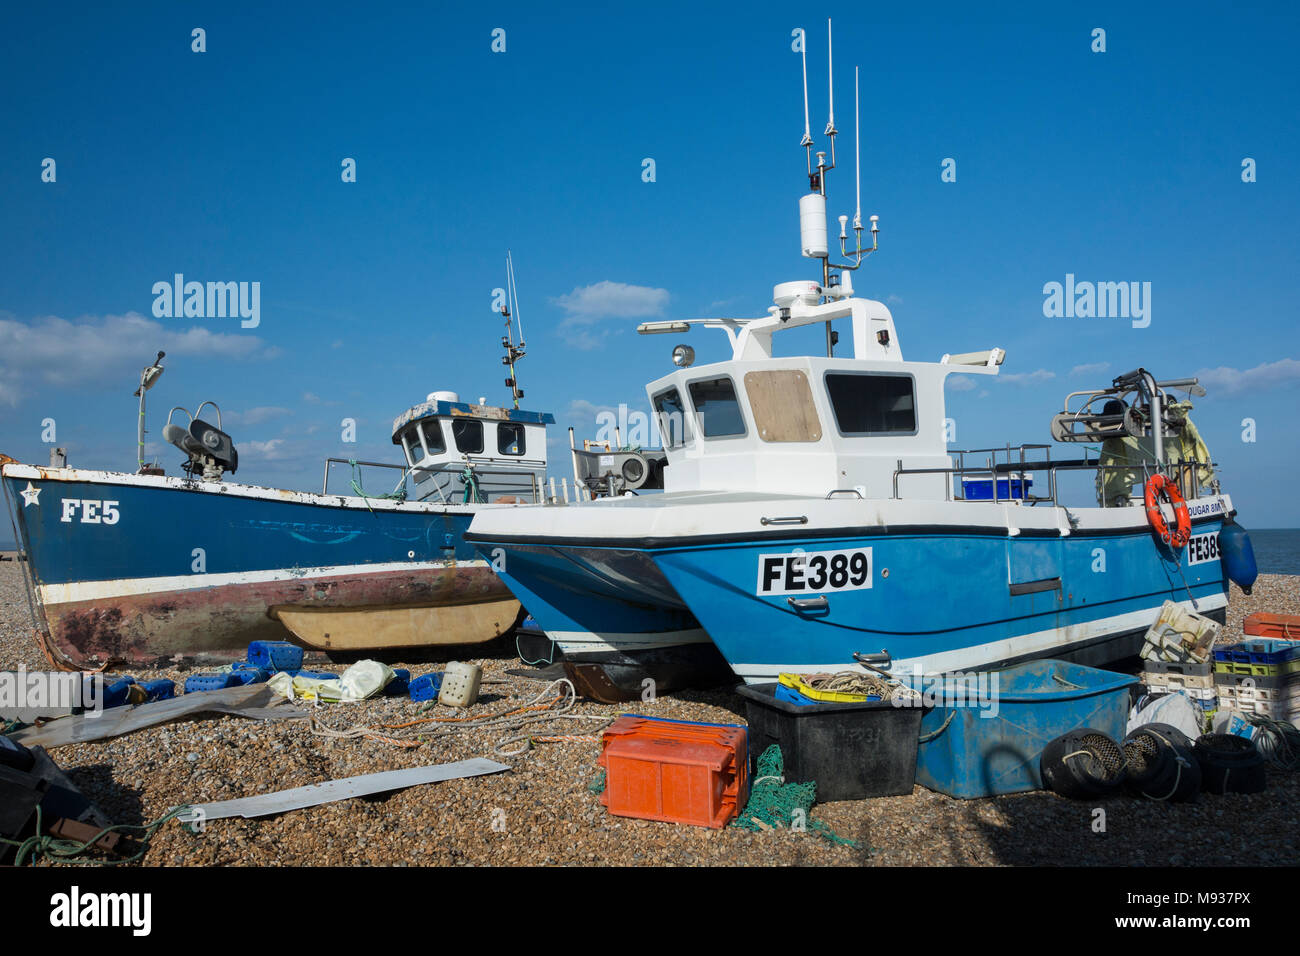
<box><xmin>735</xmin><ymin>682</ymin><xmax>922</xmax><ymax>801</ymax></box>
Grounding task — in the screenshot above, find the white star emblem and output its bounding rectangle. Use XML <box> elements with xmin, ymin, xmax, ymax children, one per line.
<box><xmin>20</xmin><ymin>482</ymin><xmax>40</xmax><ymax>507</ymax></box>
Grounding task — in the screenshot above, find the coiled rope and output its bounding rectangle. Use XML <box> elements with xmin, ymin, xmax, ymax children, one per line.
<box><xmin>1</xmin><ymin>803</ymin><xmax>193</xmax><ymax>867</ymax></box>
<box><xmin>309</xmin><ymin>679</ymin><xmax>610</xmax><ymax>756</ymax></box>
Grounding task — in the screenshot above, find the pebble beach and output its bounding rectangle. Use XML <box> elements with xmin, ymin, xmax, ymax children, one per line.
<box><xmin>2</xmin><ymin>558</ymin><xmax>1297</xmax><ymax>867</ymax></box>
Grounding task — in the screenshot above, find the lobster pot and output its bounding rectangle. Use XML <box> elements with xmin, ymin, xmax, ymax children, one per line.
<box><xmin>913</xmin><ymin>660</ymin><xmax>1137</xmax><ymax>799</ymax></box>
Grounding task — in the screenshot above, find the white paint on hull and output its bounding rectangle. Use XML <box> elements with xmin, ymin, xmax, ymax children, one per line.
<box><xmin>549</xmin><ymin>627</ymin><xmax>711</xmax><ymax>655</ymax></box>
<box><xmin>1</xmin><ymin>462</ymin><xmax>519</xmax><ymax>515</ymax></box>
<box><xmin>36</xmin><ymin>559</ymin><xmax>490</xmax><ymax>606</ymax></box>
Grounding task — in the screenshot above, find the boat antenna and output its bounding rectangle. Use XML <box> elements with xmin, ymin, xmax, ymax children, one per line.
<box><xmin>853</xmin><ymin>65</ymin><xmax>861</xmax><ymax>233</ymax></box>
<box><xmin>834</xmin><ymin>64</ymin><xmax>879</xmax><ymax>274</ymax></box>
<box><xmin>798</xmin><ymin>27</ymin><xmax>812</xmax><ymax>172</ymax></box>
<box><xmin>500</xmin><ymin>250</ymin><xmax>526</xmax><ymax>409</ymax></box>
<box><xmin>825</xmin><ymin>19</ymin><xmax>837</xmax><ymax>138</ymax></box>
<box><xmin>133</xmin><ymin>350</ymin><xmax>165</xmax><ymax>472</ymax></box>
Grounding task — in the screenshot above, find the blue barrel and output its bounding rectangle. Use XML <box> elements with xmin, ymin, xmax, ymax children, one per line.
<box><xmin>1218</xmin><ymin>519</ymin><xmax>1258</xmax><ymax>595</ymax></box>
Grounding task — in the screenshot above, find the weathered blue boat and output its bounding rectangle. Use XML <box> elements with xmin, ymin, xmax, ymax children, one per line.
<box><xmin>2</xmin><ymin>255</ymin><xmax>556</xmax><ymax>669</ymax></box>
<box><xmin>1</xmin><ymin>390</ymin><xmax>553</xmax><ymax>669</ymax></box>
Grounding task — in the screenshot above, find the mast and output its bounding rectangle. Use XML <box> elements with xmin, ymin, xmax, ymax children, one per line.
<box><xmin>500</xmin><ymin>250</ymin><xmax>527</xmax><ymax>409</ymax></box>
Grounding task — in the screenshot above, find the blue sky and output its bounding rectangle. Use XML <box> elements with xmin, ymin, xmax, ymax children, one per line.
<box><xmin>2</xmin><ymin>0</ymin><xmax>1298</xmax><ymax>545</ymax></box>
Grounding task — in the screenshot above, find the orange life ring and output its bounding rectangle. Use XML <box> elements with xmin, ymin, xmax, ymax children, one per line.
<box><xmin>1144</xmin><ymin>474</ymin><xmax>1191</xmax><ymax>549</ymax></box>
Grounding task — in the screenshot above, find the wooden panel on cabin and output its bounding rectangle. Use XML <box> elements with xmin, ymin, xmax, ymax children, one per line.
<box><xmin>744</xmin><ymin>369</ymin><xmax>822</xmax><ymax>442</ymax></box>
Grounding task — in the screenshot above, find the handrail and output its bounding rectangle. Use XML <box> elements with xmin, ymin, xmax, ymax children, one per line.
<box><xmin>891</xmin><ymin>453</ymin><xmax>1209</xmax><ymax>508</ymax></box>
<box><xmin>321</xmin><ymin>458</ymin><xmax>408</xmax><ymax>496</ymax></box>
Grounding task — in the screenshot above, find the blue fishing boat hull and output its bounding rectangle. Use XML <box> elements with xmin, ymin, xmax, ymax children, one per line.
<box><xmin>2</xmin><ymin>464</ymin><xmax>515</xmax><ymax>668</ymax></box>
<box><xmin>649</xmin><ymin>517</ymin><xmax>1230</xmax><ymax>682</ymax></box>
<box><xmin>465</xmin><ymin>539</ymin><xmax>731</xmax><ymax>700</ymax></box>
<box><xmin>469</xmin><ymin>500</ymin><xmax>1231</xmax><ymax>691</ymax></box>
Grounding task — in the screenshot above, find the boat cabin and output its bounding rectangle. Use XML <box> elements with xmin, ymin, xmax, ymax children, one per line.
<box><xmin>391</xmin><ymin>391</ymin><xmax>553</xmax><ymax>503</ymax></box>
<box><xmin>639</xmin><ymin>287</ymin><xmax>1004</xmax><ymax>500</ymax></box>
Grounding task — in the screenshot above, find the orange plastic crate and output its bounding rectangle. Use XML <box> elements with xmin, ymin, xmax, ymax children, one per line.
<box><xmin>1244</xmin><ymin>613</ymin><xmax>1300</xmax><ymax>640</ymax></box>
<box><xmin>598</xmin><ymin>716</ymin><xmax>749</xmax><ymax>828</ymax></box>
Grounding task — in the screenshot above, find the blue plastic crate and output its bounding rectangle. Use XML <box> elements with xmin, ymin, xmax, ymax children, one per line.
<box><xmin>96</xmin><ymin>676</ymin><xmax>137</xmax><ymax>709</ymax></box>
<box><xmin>138</xmin><ymin>679</ymin><xmax>176</xmax><ymax>702</ymax></box>
<box><xmin>913</xmin><ymin>659</ymin><xmax>1138</xmax><ymax>799</ymax></box>
<box><xmin>184</xmin><ymin>672</ymin><xmax>241</xmax><ymax>694</ymax></box>
<box><xmin>960</xmin><ymin>475</ymin><xmax>1033</xmax><ymax>501</ymax></box>
<box><xmin>408</xmin><ymin>673</ymin><xmax>443</xmax><ymax>702</ymax></box>
<box><xmin>246</xmin><ymin>641</ymin><xmax>304</xmax><ymax>673</ymax></box>
<box><xmin>774</xmin><ymin>683</ymin><xmax>815</xmax><ymax>706</ymax></box>
<box><xmin>229</xmin><ymin>667</ymin><xmax>269</xmax><ymax>685</ymax></box>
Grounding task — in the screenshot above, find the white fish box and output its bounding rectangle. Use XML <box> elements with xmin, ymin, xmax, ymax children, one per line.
<box><xmin>1141</xmin><ymin>601</ymin><xmax>1221</xmax><ymax>664</ymax></box>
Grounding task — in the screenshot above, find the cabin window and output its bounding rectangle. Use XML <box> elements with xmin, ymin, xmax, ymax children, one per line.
<box><xmin>498</xmin><ymin>422</ymin><xmax>526</xmax><ymax>456</ymax></box>
<box><xmin>452</xmin><ymin>419</ymin><xmax>484</xmax><ymax>454</ymax></box>
<box><xmin>688</xmin><ymin>376</ymin><xmax>746</xmax><ymax>439</ymax></box>
<box><xmin>400</xmin><ymin>431</ymin><xmax>417</xmax><ymax>467</ymax></box>
<box><xmin>652</xmin><ymin>388</ymin><xmax>692</xmax><ymax>448</ymax></box>
<box><xmin>824</xmin><ymin>372</ymin><xmax>918</xmax><ymax>436</ymax></box>
<box><xmin>419</xmin><ymin>421</ymin><xmax>446</xmax><ymax>458</ymax></box>
<box><xmin>744</xmin><ymin>369</ymin><xmax>822</xmax><ymax>443</ymax></box>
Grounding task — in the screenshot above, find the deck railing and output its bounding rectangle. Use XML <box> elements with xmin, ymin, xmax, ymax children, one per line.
<box><xmin>891</xmin><ymin>444</ymin><xmax>1213</xmax><ymax>508</ymax></box>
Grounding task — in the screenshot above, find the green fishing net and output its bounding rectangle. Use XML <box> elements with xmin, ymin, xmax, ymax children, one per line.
<box><xmin>731</xmin><ymin>745</ymin><xmax>856</xmax><ymax>847</ymax></box>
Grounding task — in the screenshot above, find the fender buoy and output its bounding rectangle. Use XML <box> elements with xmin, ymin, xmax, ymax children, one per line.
<box><xmin>1144</xmin><ymin>474</ymin><xmax>1191</xmax><ymax>549</ymax></box>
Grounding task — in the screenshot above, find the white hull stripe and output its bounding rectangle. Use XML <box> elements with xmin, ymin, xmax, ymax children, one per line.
<box><xmin>1</xmin><ymin>463</ymin><xmax>499</xmax><ymax>514</ymax></box>
<box><xmin>550</xmin><ymin>628</ymin><xmax>711</xmax><ymax>654</ymax></box>
<box><xmin>729</xmin><ymin>593</ymin><xmax>1230</xmax><ymax>681</ymax></box>
<box><xmin>36</xmin><ymin>559</ymin><xmax>489</xmax><ymax>606</ymax></box>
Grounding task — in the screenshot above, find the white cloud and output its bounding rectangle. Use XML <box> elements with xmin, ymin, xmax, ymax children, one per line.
<box><xmin>1192</xmin><ymin>358</ymin><xmax>1300</xmax><ymax>395</ymax></box>
<box><xmin>552</xmin><ymin>281</ymin><xmax>670</xmax><ymax>326</ymax></box>
<box><xmin>1069</xmin><ymin>362</ymin><xmax>1110</xmax><ymax>377</ymax></box>
<box><xmin>0</xmin><ymin>311</ymin><xmax>277</xmax><ymax>407</ymax></box>
<box><xmin>567</xmin><ymin>399</ymin><xmax>619</xmax><ymax>424</ymax></box>
<box><xmin>225</xmin><ymin>406</ymin><xmax>293</xmax><ymax>426</ymax></box>
<box><xmin>945</xmin><ymin>376</ymin><xmax>977</xmax><ymax>392</ymax></box>
<box><xmin>241</xmin><ymin>439</ymin><xmax>289</xmax><ymax>460</ymax></box>
<box><xmin>997</xmin><ymin>369</ymin><xmax>1056</xmax><ymax>386</ymax></box>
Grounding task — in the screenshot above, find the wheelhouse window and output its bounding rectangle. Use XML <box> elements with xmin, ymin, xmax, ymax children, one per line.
<box><xmin>653</xmin><ymin>388</ymin><xmax>692</xmax><ymax>449</ymax></box>
<box><xmin>420</xmin><ymin>421</ymin><xmax>446</xmax><ymax>458</ymax></box>
<box><xmin>452</xmin><ymin>419</ymin><xmax>484</xmax><ymax>454</ymax></box>
<box><xmin>824</xmin><ymin>372</ymin><xmax>917</xmax><ymax>436</ymax></box>
<box><xmin>687</xmin><ymin>376</ymin><xmax>746</xmax><ymax>439</ymax></box>
<box><xmin>498</xmin><ymin>422</ymin><xmax>526</xmax><ymax>456</ymax></box>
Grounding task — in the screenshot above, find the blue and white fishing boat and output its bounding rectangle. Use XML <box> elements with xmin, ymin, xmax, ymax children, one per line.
<box><xmin>465</xmin><ymin>25</ymin><xmax>1255</xmax><ymax>699</ymax></box>
<box><xmin>1</xmin><ymin>255</ymin><xmax>557</xmax><ymax>669</ymax></box>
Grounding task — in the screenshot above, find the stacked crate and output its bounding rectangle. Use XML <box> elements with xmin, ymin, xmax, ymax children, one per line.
<box><xmin>1213</xmin><ymin>638</ymin><xmax>1300</xmax><ymax>723</ymax></box>
<box><xmin>1141</xmin><ymin>659</ymin><xmax>1218</xmax><ymax>731</ymax></box>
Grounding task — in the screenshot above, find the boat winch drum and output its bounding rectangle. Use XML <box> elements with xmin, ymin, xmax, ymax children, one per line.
<box><xmin>1143</xmin><ymin>474</ymin><xmax>1191</xmax><ymax>550</ymax></box>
